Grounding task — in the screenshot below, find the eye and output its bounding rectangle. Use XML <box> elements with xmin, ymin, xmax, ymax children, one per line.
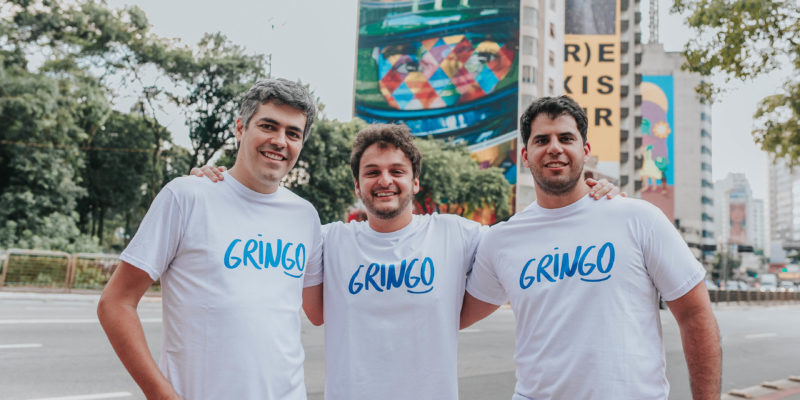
<box><xmin>287</xmin><ymin>130</ymin><xmax>302</xmax><ymax>140</ymax></box>
<box><xmin>258</xmin><ymin>123</ymin><xmax>275</xmax><ymax>131</ymax></box>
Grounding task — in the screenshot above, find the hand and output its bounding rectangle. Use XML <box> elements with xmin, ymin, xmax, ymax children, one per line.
<box><xmin>585</xmin><ymin>178</ymin><xmax>626</xmax><ymax>200</ymax></box>
<box><xmin>189</xmin><ymin>165</ymin><xmax>226</xmax><ymax>182</ymax></box>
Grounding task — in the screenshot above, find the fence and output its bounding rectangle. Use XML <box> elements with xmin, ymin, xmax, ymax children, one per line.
<box><xmin>0</xmin><ymin>249</ymin><xmax>159</xmax><ymax>293</ymax></box>
<box><xmin>708</xmin><ymin>288</ymin><xmax>800</xmax><ymax>305</ymax></box>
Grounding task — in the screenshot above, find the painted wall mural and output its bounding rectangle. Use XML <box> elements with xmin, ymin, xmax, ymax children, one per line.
<box><xmin>641</xmin><ymin>75</ymin><xmax>675</xmax><ymax>220</ymax></box>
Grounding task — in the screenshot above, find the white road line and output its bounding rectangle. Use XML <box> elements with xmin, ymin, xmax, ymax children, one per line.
<box><xmin>745</xmin><ymin>332</ymin><xmax>778</xmax><ymax>339</ymax></box>
<box><xmin>0</xmin><ymin>318</ymin><xmax>160</xmax><ymax>325</ymax></box>
<box><xmin>28</xmin><ymin>392</ymin><xmax>132</xmax><ymax>400</ymax></box>
<box><xmin>460</xmin><ymin>328</ymin><xmax>481</xmax><ymax>333</ymax></box>
<box><xmin>0</xmin><ymin>343</ymin><xmax>42</xmax><ymax>349</ymax></box>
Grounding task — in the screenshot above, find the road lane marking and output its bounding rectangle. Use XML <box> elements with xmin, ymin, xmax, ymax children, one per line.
<box><xmin>0</xmin><ymin>343</ymin><xmax>42</xmax><ymax>349</ymax></box>
<box><xmin>745</xmin><ymin>332</ymin><xmax>778</xmax><ymax>339</ymax></box>
<box><xmin>0</xmin><ymin>318</ymin><xmax>160</xmax><ymax>324</ymax></box>
<box><xmin>459</xmin><ymin>328</ymin><xmax>481</xmax><ymax>333</ymax></box>
<box><xmin>28</xmin><ymin>392</ymin><xmax>132</xmax><ymax>400</ymax></box>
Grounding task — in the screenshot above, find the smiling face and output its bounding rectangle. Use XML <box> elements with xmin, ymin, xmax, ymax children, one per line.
<box><xmin>355</xmin><ymin>143</ymin><xmax>420</xmax><ymax>229</ymax></box>
<box><xmin>522</xmin><ymin>113</ymin><xmax>591</xmax><ymax>204</ymax></box>
<box><xmin>230</xmin><ymin>101</ymin><xmax>307</xmax><ymax>194</ymax></box>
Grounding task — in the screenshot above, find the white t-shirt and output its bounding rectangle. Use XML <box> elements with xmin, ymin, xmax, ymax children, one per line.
<box><xmin>121</xmin><ymin>172</ymin><xmax>322</xmax><ymax>400</ymax></box>
<box><xmin>466</xmin><ymin>196</ymin><xmax>705</xmax><ymax>400</ymax></box>
<box><xmin>322</xmin><ymin>214</ymin><xmax>483</xmax><ymax>400</ymax></box>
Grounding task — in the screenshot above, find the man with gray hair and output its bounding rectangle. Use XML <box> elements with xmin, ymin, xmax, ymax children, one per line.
<box><xmin>98</xmin><ymin>78</ymin><xmax>322</xmax><ymax>400</ymax></box>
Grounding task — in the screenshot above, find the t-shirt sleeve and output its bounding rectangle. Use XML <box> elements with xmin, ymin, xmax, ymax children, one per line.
<box><xmin>457</xmin><ymin>217</ymin><xmax>488</xmax><ymax>275</ymax></box>
<box><xmin>302</xmin><ymin>212</ymin><xmax>324</xmax><ymax>288</ymax></box>
<box><xmin>465</xmin><ymin>233</ymin><xmax>508</xmax><ymax>306</ymax></box>
<box><xmin>120</xmin><ymin>186</ymin><xmax>184</xmax><ymax>281</ymax></box>
<box><xmin>640</xmin><ymin>206</ymin><xmax>706</xmax><ymax>301</ymax></box>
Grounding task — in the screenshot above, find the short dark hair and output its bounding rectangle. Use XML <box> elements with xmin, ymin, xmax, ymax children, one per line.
<box><xmin>350</xmin><ymin>124</ymin><xmax>422</xmax><ymax>181</ymax></box>
<box><xmin>519</xmin><ymin>95</ymin><xmax>588</xmax><ymax>145</ymax></box>
<box><xmin>239</xmin><ymin>78</ymin><xmax>317</xmax><ymax>142</ymax></box>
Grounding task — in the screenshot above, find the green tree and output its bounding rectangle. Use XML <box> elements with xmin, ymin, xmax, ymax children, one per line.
<box><xmin>414</xmin><ymin>139</ymin><xmax>512</xmax><ymax>220</ymax></box>
<box><xmin>284</xmin><ymin>118</ymin><xmax>367</xmax><ymax>223</ymax></box>
<box><xmin>78</xmin><ymin>111</ymin><xmax>161</xmax><ymax>245</ymax></box>
<box><xmin>0</xmin><ymin>62</ymin><xmax>98</xmax><ymax>252</ymax></box>
<box><xmin>171</xmin><ymin>33</ymin><xmax>267</xmax><ymax>171</ymax></box>
<box><xmin>673</xmin><ymin>0</ymin><xmax>800</xmax><ymax>164</ymax></box>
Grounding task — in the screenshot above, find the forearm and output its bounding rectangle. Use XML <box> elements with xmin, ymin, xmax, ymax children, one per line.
<box><xmin>678</xmin><ymin>310</ymin><xmax>721</xmax><ymax>399</ymax></box>
<box><xmin>98</xmin><ymin>299</ymin><xmax>178</xmax><ymax>399</ymax></box>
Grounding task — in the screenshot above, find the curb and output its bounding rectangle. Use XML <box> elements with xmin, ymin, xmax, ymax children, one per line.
<box><xmin>0</xmin><ymin>291</ymin><xmax>162</xmax><ymax>303</ymax></box>
<box><xmin>723</xmin><ymin>376</ymin><xmax>800</xmax><ymax>400</ymax></box>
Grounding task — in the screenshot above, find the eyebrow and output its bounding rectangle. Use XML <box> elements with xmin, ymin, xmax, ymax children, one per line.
<box><xmin>255</xmin><ymin>117</ymin><xmax>303</xmax><ymax>133</ymax></box>
<box><xmin>362</xmin><ymin>163</ymin><xmax>409</xmax><ymax>170</ymax></box>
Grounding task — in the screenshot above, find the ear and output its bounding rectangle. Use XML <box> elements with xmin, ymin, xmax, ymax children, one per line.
<box><xmin>412</xmin><ymin>176</ymin><xmax>420</xmax><ymax>195</ymax></box>
<box><xmin>583</xmin><ymin>141</ymin><xmax>591</xmax><ymax>162</ymax></box>
<box><xmin>235</xmin><ymin>117</ymin><xmax>245</xmax><ymax>142</ymax></box>
<box><xmin>354</xmin><ymin>178</ymin><xmax>361</xmax><ymax>198</ymax></box>
<box><xmin>521</xmin><ymin>146</ymin><xmax>530</xmax><ymax>169</ymax></box>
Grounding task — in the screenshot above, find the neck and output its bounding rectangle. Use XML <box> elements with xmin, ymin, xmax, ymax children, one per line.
<box><xmin>535</xmin><ymin>181</ymin><xmax>591</xmax><ymax>209</ymax></box>
<box><xmin>367</xmin><ymin>210</ymin><xmax>413</xmax><ymax>233</ymax></box>
<box><xmin>228</xmin><ymin>165</ymin><xmax>279</xmax><ymax>194</ymax></box>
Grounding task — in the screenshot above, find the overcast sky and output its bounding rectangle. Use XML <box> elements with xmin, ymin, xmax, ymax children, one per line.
<box><xmin>106</xmin><ymin>0</ymin><xmax>786</xmax><ymax>200</ymax></box>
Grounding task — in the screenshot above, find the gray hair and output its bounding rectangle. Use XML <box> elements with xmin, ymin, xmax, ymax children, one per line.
<box><xmin>238</xmin><ymin>78</ymin><xmax>317</xmax><ymax>142</ymax></box>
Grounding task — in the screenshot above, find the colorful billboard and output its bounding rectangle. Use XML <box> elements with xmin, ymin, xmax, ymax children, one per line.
<box><xmin>729</xmin><ymin>189</ymin><xmax>747</xmax><ymax>245</ymax></box>
<box><xmin>354</xmin><ymin>0</ymin><xmax>520</xmax><ymax>194</ymax></box>
<box><xmin>563</xmin><ymin>0</ymin><xmax>621</xmax><ymax>179</ymax></box>
<box><xmin>641</xmin><ymin>75</ymin><xmax>675</xmax><ymax>220</ymax></box>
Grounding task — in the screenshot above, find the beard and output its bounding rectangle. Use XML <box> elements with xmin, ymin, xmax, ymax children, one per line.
<box><xmin>363</xmin><ymin>190</ymin><xmax>413</xmax><ymax>220</ymax></box>
<box><xmin>532</xmin><ymin>165</ymin><xmax>584</xmax><ymax>196</ymax></box>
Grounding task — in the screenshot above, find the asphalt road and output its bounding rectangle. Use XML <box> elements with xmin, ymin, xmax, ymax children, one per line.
<box><xmin>1</xmin><ymin>293</ymin><xmax>798</xmax><ymax>400</ymax></box>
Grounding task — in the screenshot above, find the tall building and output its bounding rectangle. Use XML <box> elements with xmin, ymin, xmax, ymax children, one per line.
<box><xmin>769</xmin><ymin>156</ymin><xmax>800</xmax><ymax>247</ymax></box>
<box><xmin>714</xmin><ymin>173</ymin><xmax>766</xmax><ymax>251</ymax></box>
<box><xmin>638</xmin><ymin>42</ymin><xmax>714</xmax><ymax>263</ymax></box>
<box><xmin>352</xmin><ymin>0</ymin><xmax>642</xmax><ymax>214</ymax></box>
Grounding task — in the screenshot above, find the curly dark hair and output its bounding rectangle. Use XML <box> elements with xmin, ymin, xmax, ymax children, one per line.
<box><xmin>350</xmin><ymin>124</ymin><xmax>422</xmax><ymax>181</ymax></box>
<box><xmin>519</xmin><ymin>95</ymin><xmax>588</xmax><ymax>145</ymax></box>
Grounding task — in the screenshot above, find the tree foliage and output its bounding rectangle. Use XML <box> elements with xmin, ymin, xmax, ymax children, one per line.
<box><xmin>414</xmin><ymin>139</ymin><xmax>512</xmax><ymax>221</ymax></box>
<box><xmin>673</xmin><ymin>0</ymin><xmax>800</xmax><ymax>164</ymax></box>
<box><xmin>284</xmin><ymin>118</ymin><xmax>367</xmax><ymax>223</ymax></box>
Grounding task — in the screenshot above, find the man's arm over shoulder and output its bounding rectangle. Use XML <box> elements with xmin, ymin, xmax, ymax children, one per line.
<box><xmin>667</xmin><ymin>282</ymin><xmax>721</xmax><ymax>400</ymax></box>
<box><xmin>97</xmin><ymin>262</ymin><xmax>181</xmax><ymax>399</ymax></box>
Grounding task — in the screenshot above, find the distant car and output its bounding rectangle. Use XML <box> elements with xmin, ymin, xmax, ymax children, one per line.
<box><xmin>759</xmin><ymin>283</ymin><xmax>777</xmax><ymax>292</ymax></box>
<box><xmin>778</xmin><ymin>281</ymin><xmax>797</xmax><ymax>292</ymax></box>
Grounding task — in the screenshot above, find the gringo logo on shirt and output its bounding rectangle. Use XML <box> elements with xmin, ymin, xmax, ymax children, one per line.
<box><xmin>348</xmin><ymin>257</ymin><xmax>435</xmax><ymax>295</ymax></box>
<box><xmin>519</xmin><ymin>242</ymin><xmax>615</xmax><ymax>289</ymax></box>
<box><xmin>223</xmin><ymin>234</ymin><xmax>306</xmax><ymax>278</ymax></box>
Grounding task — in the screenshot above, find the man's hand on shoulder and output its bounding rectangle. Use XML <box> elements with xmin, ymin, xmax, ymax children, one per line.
<box><xmin>189</xmin><ymin>165</ymin><xmax>226</xmax><ymax>182</ymax></box>
<box><xmin>585</xmin><ymin>178</ymin><xmax>626</xmax><ymax>200</ymax></box>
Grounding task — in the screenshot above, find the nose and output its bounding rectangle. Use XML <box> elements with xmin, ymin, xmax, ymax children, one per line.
<box><xmin>377</xmin><ymin>171</ymin><xmax>392</xmax><ymax>186</ymax></box>
<box><xmin>270</xmin><ymin>129</ymin><xmax>287</xmax><ymax>149</ymax></box>
<box><xmin>546</xmin><ymin>139</ymin><xmax>563</xmax><ymax>155</ymax></box>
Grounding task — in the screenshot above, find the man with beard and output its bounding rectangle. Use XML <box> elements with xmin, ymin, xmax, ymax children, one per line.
<box><xmin>193</xmin><ymin>122</ymin><xmax>620</xmax><ymax>399</ymax></box>
<box><xmin>460</xmin><ymin>96</ymin><xmax>721</xmax><ymax>400</ymax></box>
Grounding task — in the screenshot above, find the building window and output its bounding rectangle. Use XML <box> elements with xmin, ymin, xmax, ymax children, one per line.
<box><xmin>522</xmin><ymin>65</ymin><xmax>535</xmax><ymax>84</ymax></box>
<box><xmin>702</xmin><ymin>213</ymin><xmax>714</xmax><ymax>222</ymax></box>
<box><xmin>701</xmin><ymin>129</ymin><xmax>711</xmax><ymax>138</ymax></box>
<box><xmin>701</xmin><ymin>196</ymin><xmax>714</xmax><ymax>205</ymax></box>
<box><xmin>523</xmin><ymin>35</ymin><xmax>537</xmax><ymax>57</ymax></box>
<box><xmin>523</xmin><ymin>6</ymin><xmax>538</xmax><ymax>28</ymax></box>
<box><xmin>701</xmin><ymin>162</ymin><xmax>712</xmax><ymax>172</ymax></box>
<box><xmin>548</xmin><ymin>78</ymin><xmax>554</xmax><ymax>95</ymax></box>
<box><xmin>701</xmin><ymin>112</ymin><xmax>706</xmax><ymax>121</ymax></box>
<box><xmin>701</xmin><ymin>145</ymin><xmax>712</xmax><ymax>155</ymax></box>
<box><xmin>702</xmin><ymin>179</ymin><xmax>714</xmax><ymax>188</ymax></box>
<box><xmin>548</xmin><ymin>50</ymin><xmax>555</xmax><ymax>66</ymax></box>
<box><xmin>549</xmin><ymin>22</ymin><xmax>555</xmax><ymax>38</ymax></box>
